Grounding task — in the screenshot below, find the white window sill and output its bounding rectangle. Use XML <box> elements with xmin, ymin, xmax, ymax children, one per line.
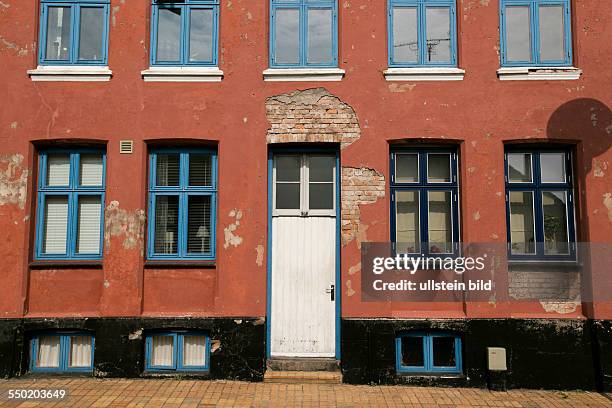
<box><xmin>141</xmin><ymin>66</ymin><xmax>224</xmax><ymax>82</ymax></box>
<box><xmin>263</xmin><ymin>68</ymin><xmax>345</xmax><ymax>82</ymax></box>
<box><xmin>27</xmin><ymin>65</ymin><xmax>112</xmax><ymax>82</ymax></box>
<box><xmin>383</xmin><ymin>67</ymin><xmax>465</xmax><ymax>81</ymax></box>
<box><xmin>497</xmin><ymin>66</ymin><xmax>582</xmax><ymax>81</ymax></box>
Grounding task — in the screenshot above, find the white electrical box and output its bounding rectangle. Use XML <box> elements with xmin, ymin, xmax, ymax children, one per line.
<box><xmin>487</xmin><ymin>347</ymin><xmax>507</xmax><ymax>371</ymax></box>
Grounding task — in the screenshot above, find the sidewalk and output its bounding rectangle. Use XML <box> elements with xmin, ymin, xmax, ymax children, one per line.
<box><xmin>0</xmin><ymin>378</ymin><xmax>610</xmax><ymax>407</ymax></box>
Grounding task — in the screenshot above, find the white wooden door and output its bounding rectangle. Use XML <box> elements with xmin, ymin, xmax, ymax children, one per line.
<box><xmin>270</xmin><ymin>154</ymin><xmax>337</xmax><ymax>357</ymax></box>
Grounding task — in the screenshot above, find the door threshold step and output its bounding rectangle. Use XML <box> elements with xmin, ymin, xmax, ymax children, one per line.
<box><xmin>267</xmin><ymin>357</ymin><xmax>340</xmax><ymax>372</ymax></box>
<box><xmin>264</xmin><ymin>370</ymin><xmax>342</xmax><ymax>384</ymax></box>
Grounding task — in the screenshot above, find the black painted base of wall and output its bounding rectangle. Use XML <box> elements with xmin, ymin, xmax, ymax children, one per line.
<box><xmin>0</xmin><ymin>317</ymin><xmax>265</xmax><ymax>381</ymax></box>
<box><xmin>341</xmin><ymin>318</ymin><xmax>612</xmax><ymax>391</ymax></box>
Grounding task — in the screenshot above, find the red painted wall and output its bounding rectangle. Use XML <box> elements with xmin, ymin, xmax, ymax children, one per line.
<box><xmin>0</xmin><ymin>0</ymin><xmax>610</xmax><ymax>320</ymax></box>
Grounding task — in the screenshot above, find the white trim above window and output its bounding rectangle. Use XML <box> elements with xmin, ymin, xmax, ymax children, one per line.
<box><xmin>141</xmin><ymin>67</ymin><xmax>224</xmax><ymax>83</ymax></box>
<box><xmin>497</xmin><ymin>67</ymin><xmax>582</xmax><ymax>81</ymax></box>
<box><xmin>263</xmin><ymin>68</ymin><xmax>345</xmax><ymax>82</ymax></box>
<box><xmin>28</xmin><ymin>66</ymin><xmax>112</xmax><ymax>82</ymax></box>
<box><xmin>383</xmin><ymin>67</ymin><xmax>465</xmax><ymax>82</ymax></box>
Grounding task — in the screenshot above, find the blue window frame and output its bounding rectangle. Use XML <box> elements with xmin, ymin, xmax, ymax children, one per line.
<box><xmin>30</xmin><ymin>332</ymin><xmax>94</xmax><ymax>373</ymax></box>
<box><xmin>38</xmin><ymin>0</ymin><xmax>110</xmax><ymax>65</ymax></box>
<box><xmin>500</xmin><ymin>0</ymin><xmax>572</xmax><ymax>67</ymax></box>
<box><xmin>270</xmin><ymin>0</ymin><xmax>338</xmax><ymax>68</ymax></box>
<box><xmin>145</xmin><ymin>331</ymin><xmax>210</xmax><ymax>372</ymax></box>
<box><xmin>388</xmin><ymin>0</ymin><xmax>457</xmax><ymax>67</ymax></box>
<box><xmin>35</xmin><ymin>150</ymin><xmax>106</xmax><ymax>260</ymax></box>
<box><xmin>390</xmin><ymin>148</ymin><xmax>459</xmax><ymax>256</ymax></box>
<box><xmin>147</xmin><ymin>149</ymin><xmax>217</xmax><ymax>260</ymax></box>
<box><xmin>505</xmin><ymin>149</ymin><xmax>576</xmax><ymax>261</ymax></box>
<box><xmin>150</xmin><ymin>0</ymin><xmax>220</xmax><ymax>66</ymax></box>
<box><xmin>396</xmin><ymin>332</ymin><xmax>462</xmax><ymax>374</ymax></box>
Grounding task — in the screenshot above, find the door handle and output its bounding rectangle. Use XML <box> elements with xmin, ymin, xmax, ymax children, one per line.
<box><xmin>325</xmin><ymin>284</ymin><xmax>335</xmax><ymax>301</ymax></box>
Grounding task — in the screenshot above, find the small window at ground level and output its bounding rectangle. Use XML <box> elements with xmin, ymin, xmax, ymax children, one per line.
<box><xmin>30</xmin><ymin>333</ymin><xmax>94</xmax><ymax>373</ymax></box>
<box><xmin>396</xmin><ymin>333</ymin><xmax>462</xmax><ymax>374</ymax></box>
<box><xmin>145</xmin><ymin>332</ymin><xmax>210</xmax><ymax>372</ymax></box>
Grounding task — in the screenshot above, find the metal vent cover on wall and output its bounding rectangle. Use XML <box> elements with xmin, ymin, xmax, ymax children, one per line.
<box><xmin>119</xmin><ymin>140</ymin><xmax>134</xmax><ymax>154</ymax></box>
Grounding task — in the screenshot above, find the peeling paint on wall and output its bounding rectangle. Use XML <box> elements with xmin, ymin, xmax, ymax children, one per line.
<box><xmin>224</xmin><ymin>209</ymin><xmax>243</xmax><ymax>249</ymax></box>
<box><xmin>348</xmin><ymin>262</ymin><xmax>361</xmax><ymax>276</ymax></box>
<box><xmin>0</xmin><ymin>36</ymin><xmax>33</xmax><ymax>56</ymax></box>
<box><xmin>255</xmin><ymin>244</ymin><xmax>264</xmax><ymax>267</ymax></box>
<box><xmin>473</xmin><ymin>211</ymin><xmax>481</xmax><ymax>221</ymax></box>
<box><xmin>346</xmin><ymin>279</ymin><xmax>355</xmax><ymax>297</ymax></box>
<box><xmin>266</xmin><ymin>88</ymin><xmax>361</xmax><ymax>149</ymax></box>
<box><xmin>0</xmin><ymin>154</ymin><xmax>28</xmax><ymax>209</ymax></box>
<box><xmin>341</xmin><ymin>166</ymin><xmax>385</xmax><ymax>246</ymax></box>
<box><xmin>540</xmin><ymin>301</ymin><xmax>580</xmax><ymax>314</ymax></box>
<box><xmin>104</xmin><ymin>201</ymin><xmax>146</xmax><ymax>253</ymax></box>
<box><xmin>593</xmin><ymin>158</ymin><xmax>608</xmax><ymax>177</ymax></box>
<box><xmin>388</xmin><ymin>83</ymin><xmax>416</xmax><ymax>93</ymax></box>
<box><xmin>604</xmin><ymin>193</ymin><xmax>612</xmax><ymax>222</ymax></box>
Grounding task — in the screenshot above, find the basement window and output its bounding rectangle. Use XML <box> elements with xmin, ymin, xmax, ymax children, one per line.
<box><xmin>396</xmin><ymin>332</ymin><xmax>462</xmax><ymax>374</ymax></box>
<box><xmin>145</xmin><ymin>331</ymin><xmax>210</xmax><ymax>372</ymax></box>
<box><xmin>30</xmin><ymin>332</ymin><xmax>94</xmax><ymax>373</ymax></box>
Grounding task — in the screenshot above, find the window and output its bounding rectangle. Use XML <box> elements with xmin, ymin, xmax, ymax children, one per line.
<box><xmin>388</xmin><ymin>0</ymin><xmax>457</xmax><ymax>67</ymax></box>
<box><xmin>38</xmin><ymin>0</ymin><xmax>110</xmax><ymax>65</ymax></box>
<box><xmin>391</xmin><ymin>149</ymin><xmax>459</xmax><ymax>255</ymax></box>
<box><xmin>396</xmin><ymin>332</ymin><xmax>462</xmax><ymax>374</ymax></box>
<box><xmin>30</xmin><ymin>332</ymin><xmax>94</xmax><ymax>373</ymax></box>
<box><xmin>35</xmin><ymin>151</ymin><xmax>105</xmax><ymax>260</ymax></box>
<box><xmin>500</xmin><ymin>0</ymin><xmax>572</xmax><ymax>66</ymax></box>
<box><xmin>148</xmin><ymin>149</ymin><xmax>217</xmax><ymax>260</ymax></box>
<box><xmin>273</xmin><ymin>153</ymin><xmax>337</xmax><ymax>217</ymax></box>
<box><xmin>145</xmin><ymin>332</ymin><xmax>210</xmax><ymax>372</ymax></box>
<box><xmin>270</xmin><ymin>0</ymin><xmax>338</xmax><ymax>68</ymax></box>
<box><xmin>505</xmin><ymin>149</ymin><xmax>575</xmax><ymax>260</ymax></box>
<box><xmin>150</xmin><ymin>0</ymin><xmax>219</xmax><ymax>66</ymax></box>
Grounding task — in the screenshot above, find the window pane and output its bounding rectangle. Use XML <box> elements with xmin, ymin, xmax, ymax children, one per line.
<box><xmin>307</xmin><ymin>8</ymin><xmax>333</xmax><ymax>64</ymax></box>
<box><xmin>43</xmin><ymin>196</ymin><xmax>69</xmax><ymax>254</ymax></box>
<box><xmin>401</xmin><ymin>336</ymin><xmax>424</xmax><ymax>367</ymax></box>
<box><xmin>188</xmin><ymin>154</ymin><xmax>212</xmax><ymax>186</ymax></box>
<box><xmin>396</xmin><ymin>191</ymin><xmax>420</xmax><ymax>253</ymax></box>
<box><xmin>425</xmin><ymin>7</ymin><xmax>451</xmax><ymax>63</ymax></box>
<box><xmin>189</xmin><ymin>8</ymin><xmax>214</xmax><ymax>62</ymax></box>
<box><xmin>309</xmin><ymin>183</ymin><xmax>333</xmax><ymax>210</ymax></box>
<box><xmin>276</xmin><ymin>183</ymin><xmax>300</xmax><ymax>209</ymax></box>
<box><xmin>396</xmin><ymin>154</ymin><xmax>418</xmax><ymax>183</ymax></box>
<box><xmin>151</xmin><ymin>336</ymin><xmax>174</xmax><ymax>367</ymax></box>
<box><xmin>428</xmin><ymin>191</ymin><xmax>452</xmax><ymax>253</ymax></box>
<box><xmin>432</xmin><ymin>337</ymin><xmax>456</xmax><ymax>367</ymax></box>
<box><xmin>509</xmin><ymin>191</ymin><xmax>536</xmax><ymax>255</ymax></box>
<box><xmin>46</xmin><ymin>6</ymin><xmax>72</xmax><ymax>61</ymax></box>
<box><xmin>69</xmin><ymin>336</ymin><xmax>92</xmax><ymax>368</ymax></box>
<box><xmin>76</xmin><ymin>196</ymin><xmax>102</xmax><ymax>254</ymax></box>
<box><xmin>157</xmin><ymin>8</ymin><xmax>182</xmax><ymax>62</ymax></box>
<box><xmin>36</xmin><ymin>336</ymin><xmax>61</xmax><ymax>368</ymax></box>
<box><xmin>540</xmin><ymin>153</ymin><xmax>566</xmax><ymax>183</ymax></box>
<box><xmin>505</xmin><ymin>6</ymin><xmax>531</xmax><ymax>62</ymax></box>
<box><xmin>79</xmin><ymin>154</ymin><xmax>104</xmax><ymax>186</ymax></box>
<box><xmin>183</xmin><ymin>336</ymin><xmax>206</xmax><ymax>366</ymax></box>
<box><xmin>539</xmin><ymin>5</ymin><xmax>565</xmax><ymax>61</ymax></box>
<box><xmin>154</xmin><ymin>196</ymin><xmax>179</xmax><ymax>254</ymax></box>
<box><xmin>78</xmin><ymin>7</ymin><xmax>104</xmax><ymax>61</ymax></box>
<box><xmin>156</xmin><ymin>154</ymin><xmax>180</xmax><ymax>186</ymax></box>
<box><xmin>275</xmin><ymin>8</ymin><xmax>300</xmax><ymax>64</ymax></box>
<box><xmin>47</xmin><ymin>154</ymin><xmax>71</xmax><ymax>187</ymax></box>
<box><xmin>276</xmin><ymin>156</ymin><xmax>300</xmax><ymax>182</ymax></box>
<box><xmin>187</xmin><ymin>195</ymin><xmax>212</xmax><ymax>254</ymax></box>
<box><xmin>507</xmin><ymin>153</ymin><xmax>532</xmax><ymax>183</ymax></box>
<box><xmin>309</xmin><ymin>156</ymin><xmax>334</xmax><ymax>182</ymax></box>
<box><xmin>542</xmin><ymin>191</ymin><xmax>569</xmax><ymax>255</ymax></box>
<box><xmin>427</xmin><ymin>154</ymin><xmax>451</xmax><ymax>183</ymax></box>
<box><xmin>392</xmin><ymin>7</ymin><xmax>418</xmax><ymax>63</ymax></box>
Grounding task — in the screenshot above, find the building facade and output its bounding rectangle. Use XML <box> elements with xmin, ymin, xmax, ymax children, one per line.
<box><xmin>0</xmin><ymin>0</ymin><xmax>611</xmax><ymax>390</ymax></box>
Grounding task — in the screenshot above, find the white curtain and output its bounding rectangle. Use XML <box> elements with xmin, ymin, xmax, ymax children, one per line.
<box><xmin>37</xmin><ymin>336</ymin><xmax>60</xmax><ymax>368</ymax></box>
<box><xmin>151</xmin><ymin>336</ymin><xmax>174</xmax><ymax>366</ymax></box>
<box><xmin>47</xmin><ymin>155</ymin><xmax>70</xmax><ymax>186</ymax></box>
<box><xmin>43</xmin><ymin>196</ymin><xmax>69</xmax><ymax>254</ymax></box>
<box><xmin>79</xmin><ymin>154</ymin><xmax>103</xmax><ymax>186</ymax></box>
<box><xmin>69</xmin><ymin>336</ymin><xmax>92</xmax><ymax>367</ymax></box>
<box><xmin>76</xmin><ymin>196</ymin><xmax>102</xmax><ymax>254</ymax></box>
<box><xmin>183</xmin><ymin>336</ymin><xmax>206</xmax><ymax>366</ymax></box>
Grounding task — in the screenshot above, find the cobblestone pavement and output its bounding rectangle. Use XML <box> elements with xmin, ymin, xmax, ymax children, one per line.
<box><xmin>0</xmin><ymin>378</ymin><xmax>611</xmax><ymax>407</ymax></box>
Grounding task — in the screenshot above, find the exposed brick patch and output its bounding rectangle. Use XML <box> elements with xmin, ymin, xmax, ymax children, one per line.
<box><xmin>104</xmin><ymin>201</ymin><xmax>146</xmax><ymax>254</ymax></box>
<box><xmin>341</xmin><ymin>167</ymin><xmax>385</xmax><ymax>246</ymax></box>
<box><xmin>266</xmin><ymin>88</ymin><xmax>360</xmax><ymax>149</ymax></box>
